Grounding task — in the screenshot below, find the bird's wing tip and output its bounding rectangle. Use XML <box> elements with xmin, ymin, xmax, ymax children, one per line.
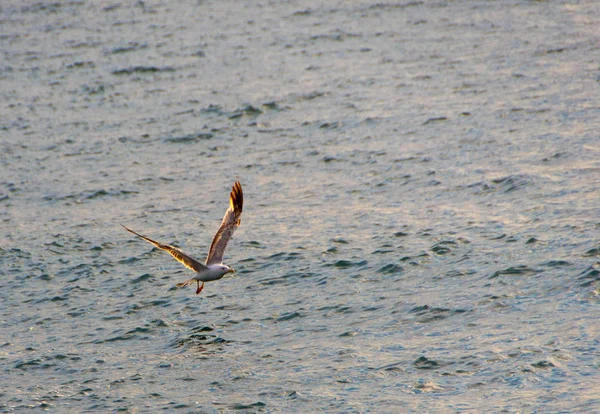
<box><xmin>230</xmin><ymin>181</ymin><xmax>243</xmax><ymax>212</ymax></box>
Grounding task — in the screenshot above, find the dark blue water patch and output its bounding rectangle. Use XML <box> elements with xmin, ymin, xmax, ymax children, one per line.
<box><xmin>260</xmin><ymin>100</ymin><xmax>279</xmax><ymax>110</ymax></box>
<box><xmin>399</xmin><ymin>255</ymin><xmax>421</xmax><ymax>264</ymax></box>
<box><xmin>126</xmin><ymin>327</ymin><xmax>151</xmax><ymax>335</ymax></box>
<box><xmin>152</xmin><ymin>319</ymin><xmax>169</xmax><ymax>328</ymax></box>
<box><xmin>531</xmin><ymin>360</ymin><xmax>555</xmax><ymax>369</ymax></box>
<box><xmin>263</xmin><ymin>252</ymin><xmax>304</xmax><ymax>262</ymax></box>
<box><xmin>315</xmin><ymin>275</ymin><xmax>330</xmax><ymax>286</ymax></box>
<box><xmin>276</xmin><ymin>160</ymin><xmax>301</xmax><ymax>166</ymax></box>
<box><xmin>258</xmin><ymin>276</ymin><xmax>290</xmax><ymax>286</ymax></box>
<box><xmin>414</xmin><ymin>356</ymin><xmax>444</xmax><ymax>370</ymax></box>
<box><xmin>28</xmin><ymin>269</ymin><xmax>51</xmax><ymax>280</ymax></box>
<box><xmin>45</xmin><ymin>240</ymin><xmax>64</xmax><ymax>248</ymax></box>
<box><xmin>445</xmin><ymin>269</ymin><xmax>476</xmax><ymax>278</ymax></box>
<box><xmin>577</xmin><ymin>266</ymin><xmax>599</xmax><ymax>288</ymax></box>
<box><xmin>372</xmin><ymin>248</ymin><xmax>395</xmax><ymax>255</ymax></box>
<box><xmin>65</xmin><ymin>60</ymin><xmax>95</xmax><ymax>70</ymax></box>
<box><xmin>163</xmin><ymin>132</ymin><xmax>214</xmax><ymax>143</ymax></box>
<box><xmin>464</xmin><ymin>174</ymin><xmax>534</xmax><ymax>196</ymax></box>
<box><xmin>362</xmin><ymin>305</ymin><xmax>384</xmax><ymax>312</ymax></box>
<box><xmin>408</xmin><ymin>305</ymin><xmax>470</xmax><ymax>323</ymax></box>
<box><xmin>1</xmin><ymin>247</ymin><xmax>32</xmax><ymax>259</ymax></box>
<box><xmin>317</xmin><ymin>304</ymin><xmax>354</xmax><ymax>316</ymax></box>
<box><xmin>102</xmin><ymin>315</ymin><xmax>125</xmax><ymax>321</ymax></box>
<box><xmin>112</xmin><ymin>66</ymin><xmax>175</xmax><ymax>75</ymax></box>
<box><xmin>378</xmin><ymin>264</ymin><xmax>403</xmax><ymax>274</ymax></box>
<box><xmin>322</xmin><ymin>155</ymin><xmax>341</xmax><ymax>163</ymax></box>
<box><xmin>13</xmin><ymin>358</ymin><xmax>44</xmax><ymax>370</ymax></box>
<box><xmin>477</xmin><ymin>294</ymin><xmax>511</xmax><ymax>310</ymax></box>
<box><xmin>95</xmin><ymin>329</ymin><xmax>150</xmax><ymax>343</ymax></box>
<box><xmin>118</xmin><ymin>256</ymin><xmax>141</xmax><ymax>265</ymax></box>
<box><xmin>130</xmin><ymin>273</ymin><xmax>153</xmax><ymax>284</ymax></box>
<box><xmin>489</xmin><ymin>265</ymin><xmax>540</xmax><ymax>279</ymax></box>
<box><xmin>43</xmin><ymin>188</ymin><xmax>139</xmax><ymax>203</ymax></box>
<box><xmin>423</xmin><ymin>116</ymin><xmax>448</xmax><ymax>125</ymax></box>
<box><xmin>171</xmin><ymin>331</ymin><xmax>230</xmax><ymax>349</ymax></box>
<box><xmin>492</xmin><ymin>175</ymin><xmax>531</xmax><ymax>194</ymax></box>
<box><xmin>31</xmin><ymin>294</ymin><xmax>69</xmax><ymax>304</ymax></box>
<box><xmin>275</xmin><ymin>311</ymin><xmax>303</xmax><ymax>322</ymax></box>
<box><xmin>110</xmin><ymin>373</ymin><xmax>144</xmax><ymax>389</ymax></box>
<box><xmin>227</xmin><ymin>104</ymin><xmax>262</xmax><ymax>119</ymax></box>
<box><xmin>430</xmin><ymin>240</ymin><xmax>457</xmax><ymax>255</ymax></box>
<box><xmin>189</xmin><ymin>325</ymin><xmax>214</xmax><ymax>333</ymax></box>
<box><xmin>212</xmin><ymin>303</ymin><xmax>250</xmax><ymax>311</ymax></box>
<box><xmin>141</xmin><ymin>299</ymin><xmax>170</xmax><ymax>309</ymax></box>
<box><xmin>230</xmin><ymin>401</ymin><xmax>266</xmax><ymax>410</ymax></box>
<box><xmin>375</xmin><ymin>360</ymin><xmax>405</xmax><ymax>372</ymax></box>
<box><xmin>222</xmin><ymin>317</ymin><xmax>252</xmax><ymax>326</ymax></box>
<box><xmin>110</xmin><ymin>42</ymin><xmax>148</xmax><ymax>54</ymax></box>
<box><xmin>583</xmin><ymin>246</ymin><xmax>600</xmax><ymax>257</ymax></box>
<box><xmin>241</xmin><ymin>240</ymin><xmax>263</xmax><ymax>249</ymax></box>
<box><xmin>258</xmin><ymin>271</ymin><xmax>315</xmax><ymax>286</ymax></box>
<box><xmin>539</xmin><ymin>260</ymin><xmax>572</xmax><ymax>268</ymax></box>
<box><xmin>13</xmin><ymin>352</ymin><xmax>83</xmax><ymax>372</ymax></box>
<box><xmin>540</xmin><ymin>151</ymin><xmax>567</xmax><ymax>162</ymax></box>
<box><xmin>326</xmin><ymin>259</ymin><xmax>368</xmax><ymax>269</ymax></box>
<box><xmin>132</xmin><ymin>176</ymin><xmax>174</xmax><ymax>184</ymax></box>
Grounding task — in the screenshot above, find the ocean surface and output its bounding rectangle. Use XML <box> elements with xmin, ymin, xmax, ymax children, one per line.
<box><xmin>1</xmin><ymin>0</ymin><xmax>599</xmax><ymax>412</ymax></box>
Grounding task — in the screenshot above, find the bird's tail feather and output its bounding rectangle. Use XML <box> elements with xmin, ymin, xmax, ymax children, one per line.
<box><xmin>176</xmin><ymin>279</ymin><xmax>195</xmax><ymax>288</ymax></box>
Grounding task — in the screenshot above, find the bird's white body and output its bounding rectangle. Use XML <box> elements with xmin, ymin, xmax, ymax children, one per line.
<box><xmin>195</xmin><ymin>264</ymin><xmax>234</xmax><ymax>282</ymax></box>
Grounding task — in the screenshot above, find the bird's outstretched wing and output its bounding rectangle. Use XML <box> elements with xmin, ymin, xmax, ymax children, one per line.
<box><xmin>206</xmin><ymin>181</ymin><xmax>243</xmax><ymax>265</ymax></box>
<box><xmin>121</xmin><ymin>224</ymin><xmax>207</xmax><ymax>273</ymax></box>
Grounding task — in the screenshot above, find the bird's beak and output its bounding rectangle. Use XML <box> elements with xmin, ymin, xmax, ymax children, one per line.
<box><xmin>227</xmin><ymin>269</ymin><xmax>235</xmax><ymax>274</ymax></box>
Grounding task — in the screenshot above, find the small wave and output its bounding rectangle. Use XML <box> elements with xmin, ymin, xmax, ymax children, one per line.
<box><xmin>230</xmin><ymin>402</ymin><xmax>266</xmax><ymax>410</ymax></box>
<box><xmin>409</xmin><ymin>305</ymin><xmax>470</xmax><ymax>323</ymax></box>
<box><xmin>489</xmin><ymin>265</ymin><xmax>540</xmax><ymax>279</ymax></box>
<box><xmin>539</xmin><ymin>260</ymin><xmax>572</xmax><ymax>268</ymax></box>
<box><xmin>378</xmin><ymin>264</ymin><xmax>403</xmax><ymax>274</ymax></box>
<box><xmin>171</xmin><ymin>325</ymin><xmax>230</xmax><ymax>350</ymax></box>
<box><xmin>275</xmin><ymin>311</ymin><xmax>303</xmax><ymax>322</ymax></box>
<box><xmin>112</xmin><ymin>66</ymin><xmax>175</xmax><ymax>75</ymax></box>
<box><xmin>577</xmin><ymin>266</ymin><xmax>599</xmax><ymax>288</ymax></box>
<box><xmin>263</xmin><ymin>252</ymin><xmax>304</xmax><ymax>262</ymax></box>
<box><xmin>414</xmin><ymin>356</ymin><xmax>443</xmax><ymax>370</ymax></box>
<box><xmin>130</xmin><ymin>273</ymin><xmax>153</xmax><ymax>284</ymax></box>
<box><xmin>583</xmin><ymin>246</ymin><xmax>600</xmax><ymax>257</ymax></box>
<box><xmin>163</xmin><ymin>132</ymin><xmax>213</xmax><ymax>143</ymax></box>
<box><xmin>43</xmin><ymin>188</ymin><xmax>138</xmax><ymax>202</ymax></box>
<box><xmin>465</xmin><ymin>174</ymin><xmax>533</xmax><ymax>195</ymax></box>
<box><xmin>326</xmin><ymin>259</ymin><xmax>368</xmax><ymax>269</ymax></box>
<box><xmin>430</xmin><ymin>240</ymin><xmax>458</xmax><ymax>255</ymax></box>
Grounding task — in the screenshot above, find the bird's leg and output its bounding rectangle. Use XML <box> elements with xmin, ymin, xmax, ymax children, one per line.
<box><xmin>196</xmin><ymin>281</ymin><xmax>204</xmax><ymax>295</ymax></box>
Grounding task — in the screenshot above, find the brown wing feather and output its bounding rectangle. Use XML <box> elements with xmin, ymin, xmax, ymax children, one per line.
<box><xmin>121</xmin><ymin>224</ymin><xmax>206</xmax><ymax>273</ymax></box>
<box><xmin>206</xmin><ymin>181</ymin><xmax>243</xmax><ymax>265</ymax></box>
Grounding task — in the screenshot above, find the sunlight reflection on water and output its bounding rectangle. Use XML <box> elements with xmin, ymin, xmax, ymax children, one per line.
<box><xmin>1</xmin><ymin>0</ymin><xmax>600</xmax><ymax>412</ymax></box>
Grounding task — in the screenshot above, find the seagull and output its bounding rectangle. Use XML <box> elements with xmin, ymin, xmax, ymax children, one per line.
<box><xmin>122</xmin><ymin>181</ymin><xmax>243</xmax><ymax>294</ymax></box>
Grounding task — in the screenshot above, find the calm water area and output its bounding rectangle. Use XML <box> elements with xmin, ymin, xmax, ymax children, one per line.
<box><xmin>1</xmin><ymin>0</ymin><xmax>599</xmax><ymax>412</ymax></box>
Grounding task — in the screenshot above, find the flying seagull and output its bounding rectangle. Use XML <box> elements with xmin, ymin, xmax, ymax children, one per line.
<box><xmin>122</xmin><ymin>181</ymin><xmax>243</xmax><ymax>294</ymax></box>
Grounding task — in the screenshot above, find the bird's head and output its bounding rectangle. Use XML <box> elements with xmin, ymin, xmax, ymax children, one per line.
<box><xmin>219</xmin><ymin>265</ymin><xmax>235</xmax><ymax>275</ymax></box>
